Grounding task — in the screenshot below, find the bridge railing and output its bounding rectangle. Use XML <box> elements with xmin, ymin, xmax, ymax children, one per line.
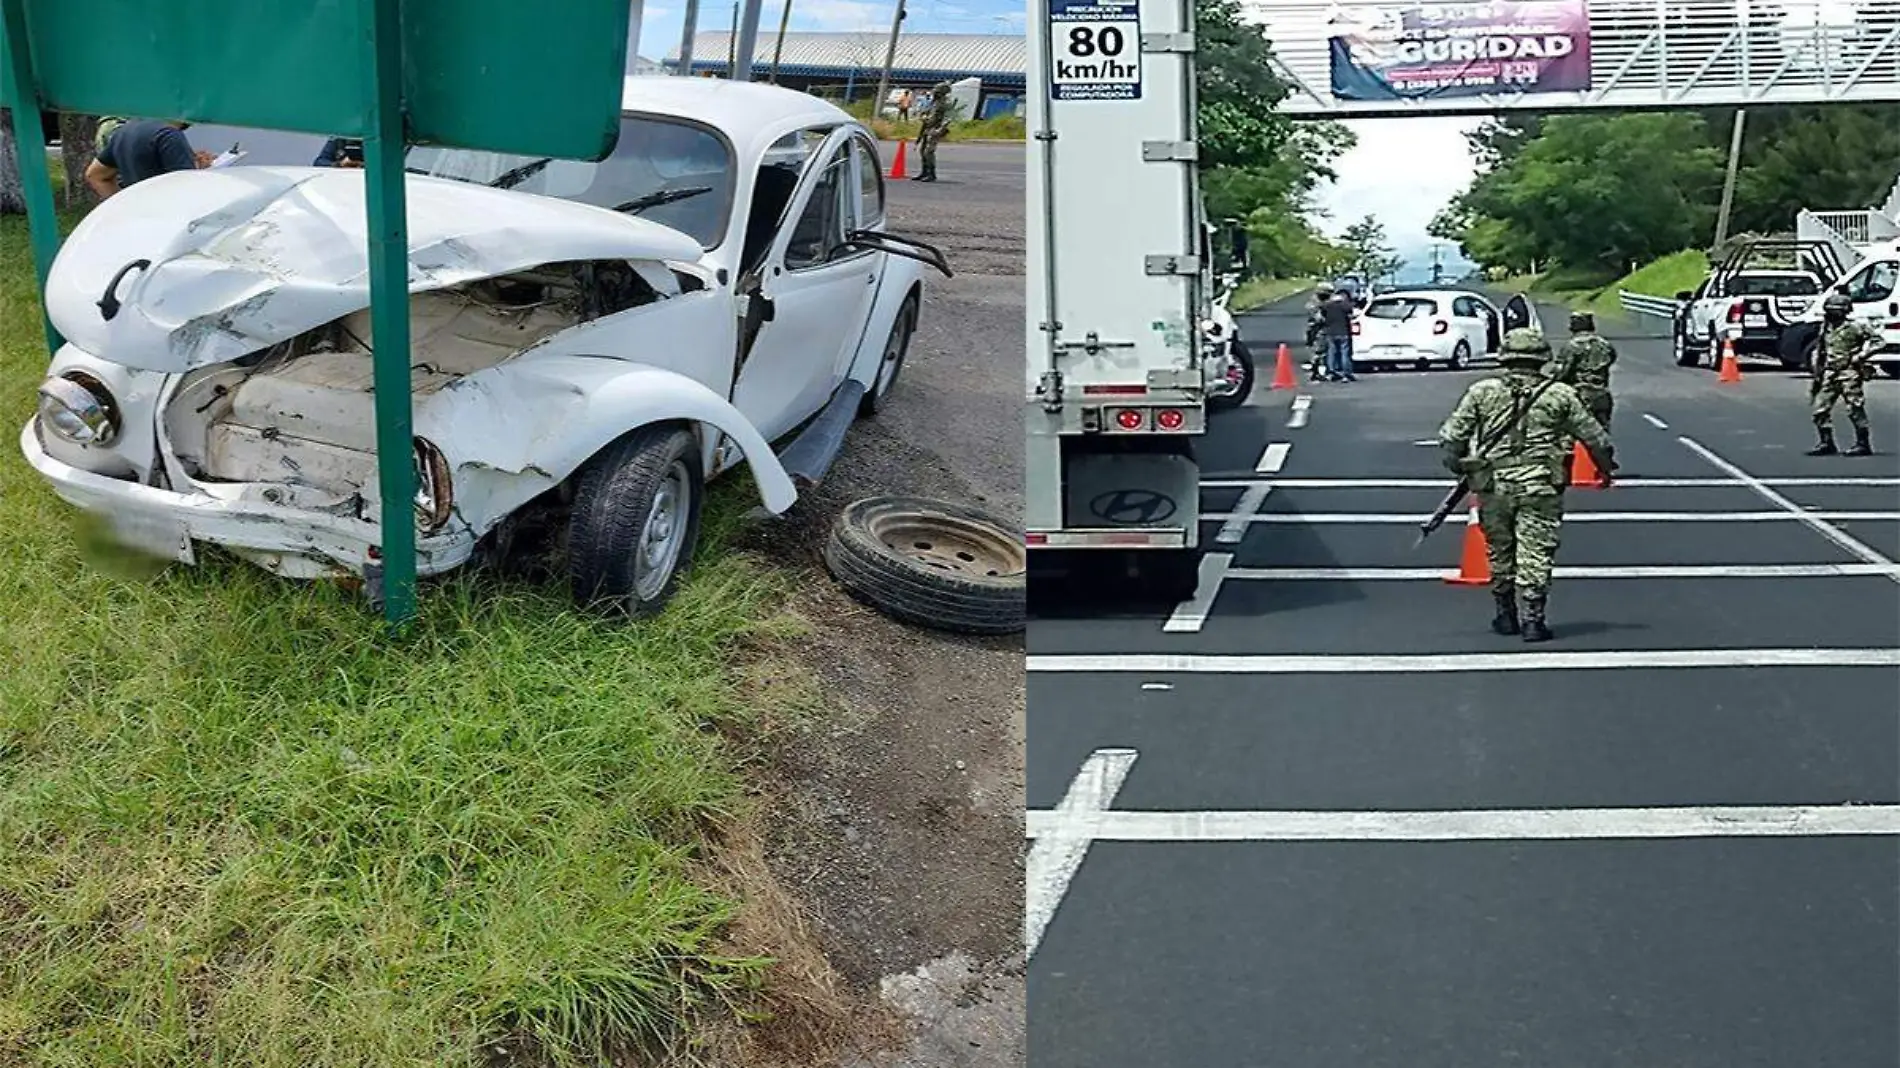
<box><xmin>1618</xmin><ymin>291</ymin><xmax>1681</xmax><ymax>320</ymax></box>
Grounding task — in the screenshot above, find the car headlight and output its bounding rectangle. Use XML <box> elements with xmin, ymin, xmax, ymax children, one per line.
<box><xmin>37</xmin><ymin>372</ymin><xmax>121</xmax><ymax>445</ymax></box>
<box><xmin>413</xmin><ymin>437</ymin><xmax>454</xmax><ymax>533</ymax></box>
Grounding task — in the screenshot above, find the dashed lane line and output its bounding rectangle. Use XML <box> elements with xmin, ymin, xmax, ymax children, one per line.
<box><xmin>1254</xmin><ymin>441</ymin><xmax>1292</xmax><ymax>473</ymax></box>
<box><xmin>1679</xmin><ymin>435</ymin><xmax>1900</xmax><ymax>585</ymax></box>
<box><xmin>1161</xmin><ymin>553</ymin><xmax>1232</xmax><ymax>633</ymax></box>
<box><xmin>1644</xmin><ymin>413</ymin><xmax>1670</xmax><ymax>429</ymax></box>
<box><xmin>1214</xmin><ymin>484</ymin><xmax>1271</xmax><ymax>544</ymax></box>
<box><xmin>1287</xmin><ymin>394</ymin><xmax>1313</xmax><ymax>429</ymax></box>
<box><xmin>1025</xmin><ymin>748</ymin><xmax>1137</xmax><ymax>961</ymax></box>
<box><xmin>1027</xmin><ymin>804</ymin><xmax>1900</xmax><ymax>843</ymax></box>
<box><xmin>1026</xmin><ymin>648</ymin><xmax>1900</xmax><ymax>674</ymax></box>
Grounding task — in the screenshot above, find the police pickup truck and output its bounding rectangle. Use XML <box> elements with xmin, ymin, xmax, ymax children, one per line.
<box><xmin>1672</xmin><ymin>238</ymin><xmax>1842</xmax><ymax>370</ymax></box>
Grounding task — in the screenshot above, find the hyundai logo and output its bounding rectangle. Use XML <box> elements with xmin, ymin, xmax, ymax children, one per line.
<box><xmin>1089</xmin><ymin>488</ymin><xmax>1177</xmax><ymax>525</ymax></box>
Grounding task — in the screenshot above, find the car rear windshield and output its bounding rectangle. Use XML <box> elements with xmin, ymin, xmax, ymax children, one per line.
<box><xmin>1729</xmin><ymin>274</ymin><xmax>1820</xmax><ymax>297</ymax></box>
<box><xmin>403</xmin><ymin>115</ymin><xmax>734</xmax><ymax>250</ymax></box>
<box><xmin>1364</xmin><ymin>297</ymin><xmax>1437</xmax><ymax>319</ymax></box>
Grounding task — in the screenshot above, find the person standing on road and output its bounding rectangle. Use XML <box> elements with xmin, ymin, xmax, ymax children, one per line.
<box><xmin>1546</xmin><ymin>310</ymin><xmax>1617</xmax><ymax>432</ymax></box>
<box><xmin>1808</xmin><ymin>291</ymin><xmax>1883</xmax><ymax>456</ymax></box>
<box><xmin>1437</xmin><ymin>327</ymin><xmax>1616</xmax><ymax>643</ymax></box>
<box><xmin>1305</xmin><ymin>282</ymin><xmax>1333</xmax><ymax>380</ymax></box>
<box><xmin>1319</xmin><ymin>285</ymin><xmax>1357</xmax><ymax>382</ymax></box>
<box><xmin>85</xmin><ymin>119</ymin><xmax>211</xmax><ymax>200</ymax></box>
<box><xmin>913</xmin><ymin>81</ymin><xmax>954</xmax><ymax>183</ymax></box>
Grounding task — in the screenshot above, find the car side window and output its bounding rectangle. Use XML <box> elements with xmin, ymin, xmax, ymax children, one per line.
<box><xmin>784</xmin><ymin>145</ymin><xmax>851</xmax><ymax>271</ymax></box>
<box><xmin>1451</xmin><ymin>296</ymin><xmax>1476</xmax><ymax>317</ymax></box>
<box><xmin>1846</xmin><ymin>261</ymin><xmax>1897</xmax><ymax>303</ymax></box>
<box><xmin>853</xmin><ymin>138</ymin><xmax>885</xmax><ymax>229</ymax></box>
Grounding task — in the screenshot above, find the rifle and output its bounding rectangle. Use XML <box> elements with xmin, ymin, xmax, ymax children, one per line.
<box><xmin>1415</xmin><ymin>376</ymin><xmax>1564</xmax><ymax>549</ymax></box>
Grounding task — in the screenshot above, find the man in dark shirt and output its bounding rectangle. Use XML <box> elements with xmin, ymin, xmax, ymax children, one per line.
<box><xmin>1319</xmin><ymin>289</ymin><xmax>1358</xmax><ymax>382</ymax></box>
<box><xmin>86</xmin><ymin>119</ymin><xmax>209</xmax><ymax>200</ymax></box>
<box><xmin>314</xmin><ymin>138</ymin><xmax>365</xmax><ymax>168</ymax></box>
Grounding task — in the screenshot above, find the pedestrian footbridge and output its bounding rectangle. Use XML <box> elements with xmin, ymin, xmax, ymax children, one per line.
<box><xmin>1247</xmin><ymin>0</ymin><xmax>1900</xmax><ymax>117</ymax></box>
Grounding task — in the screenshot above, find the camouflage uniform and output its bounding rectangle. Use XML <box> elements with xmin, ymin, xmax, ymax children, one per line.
<box><xmin>913</xmin><ymin>82</ymin><xmax>954</xmax><ymax>183</ymax></box>
<box><xmin>1545</xmin><ymin>311</ymin><xmax>1617</xmax><ymax>432</ymax></box>
<box><xmin>1809</xmin><ymin>292</ymin><xmax>1882</xmax><ymax>456</ymax></box>
<box><xmin>1438</xmin><ymin>327</ymin><xmax>1616</xmax><ymax>642</ymax></box>
<box><xmin>1304</xmin><ymin>284</ymin><xmax>1333</xmax><ymax>378</ymax></box>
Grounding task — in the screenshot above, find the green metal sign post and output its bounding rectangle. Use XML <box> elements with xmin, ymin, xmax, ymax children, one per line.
<box><xmin>0</xmin><ymin>0</ymin><xmax>633</xmax><ymax>626</ymax></box>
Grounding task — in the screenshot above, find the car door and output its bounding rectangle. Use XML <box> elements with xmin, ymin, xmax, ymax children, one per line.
<box><xmin>1840</xmin><ymin>257</ymin><xmax>1900</xmax><ymax>351</ymax></box>
<box><xmin>1502</xmin><ymin>293</ymin><xmax>1533</xmax><ymax>334</ymax></box>
<box><xmin>1449</xmin><ymin>295</ymin><xmax>1486</xmax><ymax>354</ymax></box>
<box><xmin>732</xmin><ymin>127</ymin><xmax>881</xmax><ymax>441</ymax></box>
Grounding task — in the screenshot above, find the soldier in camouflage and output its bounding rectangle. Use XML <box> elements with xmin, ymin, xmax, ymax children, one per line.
<box><xmin>913</xmin><ymin>82</ymin><xmax>955</xmax><ymax>183</ymax></box>
<box><xmin>1545</xmin><ymin>310</ymin><xmax>1617</xmax><ymax>432</ymax></box>
<box><xmin>1305</xmin><ymin>282</ymin><xmax>1334</xmax><ymax>380</ymax></box>
<box><xmin>1807</xmin><ymin>291</ymin><xmax>1882</xmax><ymax>456</ymax></box>
<box><xmin>1438</xmin><ymin>327</ymin><xmax>1617</xmax><ymax>642</ymax></box>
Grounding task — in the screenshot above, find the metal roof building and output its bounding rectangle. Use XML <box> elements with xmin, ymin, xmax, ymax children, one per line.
<box><xmin>662</xmin><ymin>32</ymin><xmax>1024</xmax><ymax>113</ymax></box>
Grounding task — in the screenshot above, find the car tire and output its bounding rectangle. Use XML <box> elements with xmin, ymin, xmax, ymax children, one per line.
<box><xmin>1450</xmin><ymin>340</ymin><xmax>1471</xmax><ymax>370</ymax></box>
<box><xmin>1206</xmin><ymin>340</ymin><xmax>1256</xmax><ymax>412</ymax></box>
<box><xmin>1673</xmin><ymin>323</ymin><xmax>1696</xmax><ymax>367</ymax></box>
<box><xmin>858</xmin><ymin>292</ymin><xmax>919</xmax><ymax>418</ymax></box>
<box><xmin>824</xmin><ymin>496</ymin><xmax>1025</xmax><ymax>635</ymax></box>
<box><xmin>566</xmin><ymin>424</ymin><xmax>705</xmax><ymax>617</ymax></box>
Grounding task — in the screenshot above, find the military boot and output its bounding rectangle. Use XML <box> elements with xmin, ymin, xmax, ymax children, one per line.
<box><xmin>1490</xmin><ymin>586</ymin><xmax>1520</xmax><ymax>636</ymax></box>
<box><xmin>1846</xmin><ymin>427</ymin><xmax>1873</xmax><ymax>457</ymax></box>
<box><xmin>1807</xmin><ymin>428</ymin><xmax>1838</xmax><ymax>456</ymax></box>
<box><xmin>1520</xmin><ymin>593</ymin><xmax>1553</xmax><ymax>643</ymax></box>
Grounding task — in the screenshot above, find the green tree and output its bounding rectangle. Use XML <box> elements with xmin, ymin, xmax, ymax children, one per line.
<box><xmin>1339</xmin><ymin>214</ymin><xmax>1401</xmax><ymax>280</ymax></box>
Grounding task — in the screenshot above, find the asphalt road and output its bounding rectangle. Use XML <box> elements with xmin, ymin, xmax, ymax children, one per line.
<box><xmin>1025</xmin><ymin>291</ymin><xmax>1900</xmax><ymax>1066</ymax></box>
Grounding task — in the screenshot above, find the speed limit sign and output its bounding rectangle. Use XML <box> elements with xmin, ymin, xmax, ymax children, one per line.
<box><xmin>1049</xmin><ymin>0</ymin><xmax>1142</xmax><ymax>100</ymax></box>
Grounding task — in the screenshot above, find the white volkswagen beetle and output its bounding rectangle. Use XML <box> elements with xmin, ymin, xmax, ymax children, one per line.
<box><xmin>22</xmin><ymin>78</ymin><xmax>951</xmax><ymax>615</ymax></box>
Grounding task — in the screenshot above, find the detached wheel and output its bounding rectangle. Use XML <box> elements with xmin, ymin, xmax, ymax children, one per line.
<box><xmin>1206</xmin><ymin>340</ymin><xmax>1256</xmax><ymax>412</ymax></box>
<box><xmin>824</xmin><ymin>496</ymin><xmax>1025</xmax><ymax>635</ymax></box>
<box><xmin>567</xmin><ymin>424</ymin><xmax>704</xmax><ymax>616</ymax></box>
<box><xmin>858</xmin><ymin>293</ymin><xmax>918</xmax><ymax>417</ymax></box>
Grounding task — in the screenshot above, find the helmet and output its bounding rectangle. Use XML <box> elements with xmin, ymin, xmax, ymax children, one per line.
<box><xmin>1823</xmin><ymin>291</ymin><xmax>1853</xmax><ymax>316</ymax></box>
<box><xmin>1500</xmin><ymin>327</ymin><xmax>1552</xmax><ymax>365</ymax></box>
<box><xmin>1315</xmin><ymin>281</ymin><xmax>1336</xmax><ymax>296</ymax></box>
<box><xmin>1568</xmin><ymin>310</ymin><xmax>1595</xmax><ymax>333</ymax></box>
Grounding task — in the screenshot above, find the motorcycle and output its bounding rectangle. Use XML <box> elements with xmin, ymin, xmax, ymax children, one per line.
<box><xmin>1203</xmin><ymin>271</ymin><xmax>1256</xmax><ymax>412</ymax></box>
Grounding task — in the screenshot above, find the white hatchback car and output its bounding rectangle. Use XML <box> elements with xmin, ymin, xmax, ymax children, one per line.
<box><xmin>23</xmin><ymin>78</ymin><xmax>950</xmax><ymax>615</ymax></box>
<box><xmin>1350</xmin><ymin>288</ymin><xmax>1538</xmax><ymax>371</ymax></box>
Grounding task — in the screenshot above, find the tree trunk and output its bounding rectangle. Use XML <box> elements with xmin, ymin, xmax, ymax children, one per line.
<box><xmin>58</xmin><ymin>113</ymin><xmax>100</xmax><ymax>208</ymax></box>
<box><xmin>0</xmin><ymin>107</ymin><xmax>26</xmax><ymax>215</ymax></box>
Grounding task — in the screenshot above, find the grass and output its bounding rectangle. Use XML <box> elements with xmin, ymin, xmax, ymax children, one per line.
<box><xmin>1494</xmin><ymin>252</ymin><xmax>1711</xmax><ymax>317</ymax></box>
<box><xmin>1230</xmin><ymin>276</ymin><xmax>1313</xmax><ymax>311</ymax></box>
<box><xmin>0</xmin><ymin>182</ymin><xmax>821</xmax><ymax>1065</ymax></box>
<box><xmin>838</xmin><ymin>99</ymin><xmax>1025</xmax><ymax>142</ymax></box>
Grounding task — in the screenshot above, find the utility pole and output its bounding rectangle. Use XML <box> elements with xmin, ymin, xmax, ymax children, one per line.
<box><xmin>872</xmin><ymin>0</ymin><xmax>907</xmax><ymax>127</ymax></box>
<box><xmin>1430</xmin><ymin>244</ymin><xmax>1444</xmax><ymax>285</ymax></box>
<box><xmin>732</xmin><ymin>0</ymin><xmax>765</xmax><ymax>81</ymax></box>
<box><xmin>676</xmin><ymin>0</ymin><xmax>700</xmax><ymax>75</ymax></box>
<box><xmin>1714</xmin><ymin>109</ymin><xmax>1747</xmax><ymax>249</ymax></box>
<box><xmin>769</xmin><ymin>0</ymin><xmax>793</xmax><ymax>83</ymax></box>
<box><xmin>726</xmin><ymin>3</ymin><xmax>738</xmax><ymax>74</ymax></box>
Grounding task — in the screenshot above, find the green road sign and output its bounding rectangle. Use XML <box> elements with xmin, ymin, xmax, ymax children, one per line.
<box><xmin>0</xmin><ymin>0</ymin><xmax>633</xmax><ymax>626</ymax></box>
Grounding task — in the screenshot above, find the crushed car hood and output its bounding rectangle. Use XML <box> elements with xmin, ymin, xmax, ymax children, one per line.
<box><xmin>45</xmin><ymin>166</ymin><xmax>705</xmax><ymax>372</ymax></box>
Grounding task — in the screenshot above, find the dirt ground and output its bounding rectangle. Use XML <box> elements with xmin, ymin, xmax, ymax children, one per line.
<box><xmin>727</xmin><ymin>142</ymin><xmax>1029</xmax><ymax>1067</ymax></box>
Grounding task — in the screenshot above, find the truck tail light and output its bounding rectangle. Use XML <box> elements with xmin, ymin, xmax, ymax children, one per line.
<box><xmin>1026</xmin><ymin>533</ymin><xmax>1049</xmax><ymax>546</ymax></box>
<box><xmin>1114</xmin><ymin>408</ymin><xmax>1145</xmax><ymax>430</ymax></box>
<box><xmin>1727</xmin><ymin>302</ymin><xmax>1744</xmax><ymax>323</ymax></box>
<box><xmin>1156</xmin><ymin>408</ymin><xmax>1185</xmax><ymax>430</ymax></box>
<box><xmin>1432</xmin><ymin>319</ymin><xmax>1449</xmax><ymax>335</ymax></box>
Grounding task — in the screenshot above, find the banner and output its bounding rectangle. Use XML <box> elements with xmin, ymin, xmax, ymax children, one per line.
<box><xmin>1328</xmin><ymin>1</ymin><xmax>1593</xmax><ymax>102</ymax></box>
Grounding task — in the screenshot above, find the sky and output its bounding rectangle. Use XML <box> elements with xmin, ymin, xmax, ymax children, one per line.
<box><xmin>1314</xmin><ymin>115</ymin><xmax>1485</xmax><ymax>284</ymax></box>
<box><xmin>631</xmin><ymin>0</ymin><xmax>1023</xmax><ymax>63</ymax></box>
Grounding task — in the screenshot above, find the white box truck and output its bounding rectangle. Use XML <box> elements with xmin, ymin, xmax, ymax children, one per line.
<box><xmin>1023</xmin><ymin>0</ymin><xmax>1213</xmax><ymax>600</ymax></box>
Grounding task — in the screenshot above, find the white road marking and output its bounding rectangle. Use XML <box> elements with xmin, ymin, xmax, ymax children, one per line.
<box><xmin>1255</xmin><ymin>441</ymin><xmax>1292</xmax><ymax>473</ymax></box>
<box><xmin>1025</xmin><ymin>748</ymin><xmax>1138</xmax><ymax>960</ymax></box>
<box><xmin>1214</xmin><ymin>484</ymin><xmax>1271</xmax><ymax>544</ymax></box>
<box><xmin>1201</xmin><ymin>511</ymin><xmax>1900</xmax><ymax>524</ymax></box>
<box><xmin>1027</xmin><ymin>648</ymin><xmax>1900</xmax><ymax>674</ymax></box>
<box><xmin>1679</xmin><ymin>435</ymin><xmax>1900</xmax><ymax>585</ymax></box>
<box><xmin>1201</xmin><ymin>476</ymin><xmax>1900</xmax><ymax>489</ymax></box>
<box><xmin>1161</xmin><ymin>553</ymin><xmax>1231</xmax><ymax>633</ymax></box>
<box><xmin>1221</xmin><ymin>563</ymin><xmax>1900</xmax><ymax>581</ymax></box>
<box><xmin>1287</xmin><ymin>394</ymin><xmax>1313</xmax><ymax>429</ymax></box>
<box><xmin>1643</xmin><ymin>413</ymin><xmax>1670</xmax><ymax>430</ymax></box>
<box><xmin>1140</xmin><ymin>682</ymin><xmax>1174</xmax><ymax>691</ymax></box>
<box><xmin>1410</xmin><ymin>439</ymin><xmax>1439</xmax><ymax>447</ymax></box>
<box><xmin>1026</xmin><ymin>804</ymin><xmax>1900</xmax><ymax>843</ymax></box>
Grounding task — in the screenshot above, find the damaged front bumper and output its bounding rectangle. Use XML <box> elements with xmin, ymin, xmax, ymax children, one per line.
<box><xmin>20</xmin><ymin>418</ymin><xmax>477</xmax><ymax>580</ymax></box>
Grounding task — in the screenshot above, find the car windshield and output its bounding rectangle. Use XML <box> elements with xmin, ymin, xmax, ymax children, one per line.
<box><xmin>403</xmin><ymin>115</ymin><xmax>734</xmax><ymax>249</ymax></box>
<box><xmin>1364</xmin><ymin>297</ymin><xmax>1436</xmax><ymax>320</ymax></box>
<box><xmin>1729</xmin><ymin>274</ymin><xmax>1821</xmax><ymax>297</ymax></box>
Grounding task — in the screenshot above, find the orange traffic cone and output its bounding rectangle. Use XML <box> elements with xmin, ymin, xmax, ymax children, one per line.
<box><xmin>1569</xmin><ymin>441</ymin><xmax>1601</xmax><ymax>487</ymax></box>
<box><xmin>1269</xmin><ymin>343</ymin><xmax>1297</xmax><ymax>390</ymax></box>
<box><xmin>1446</xmin><ymin>502</ymin><xmax>1491</xmax><ymax>586</ymax></box>
<box><xmin>1718</xmin><ymin>338</ymin><xmax>1742</xmax><ymax>383</ymax></box>
<box><xmin>887</xmin><ymin>139</ymin><xmax>909</xmax><ymax>180</ymax></box>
